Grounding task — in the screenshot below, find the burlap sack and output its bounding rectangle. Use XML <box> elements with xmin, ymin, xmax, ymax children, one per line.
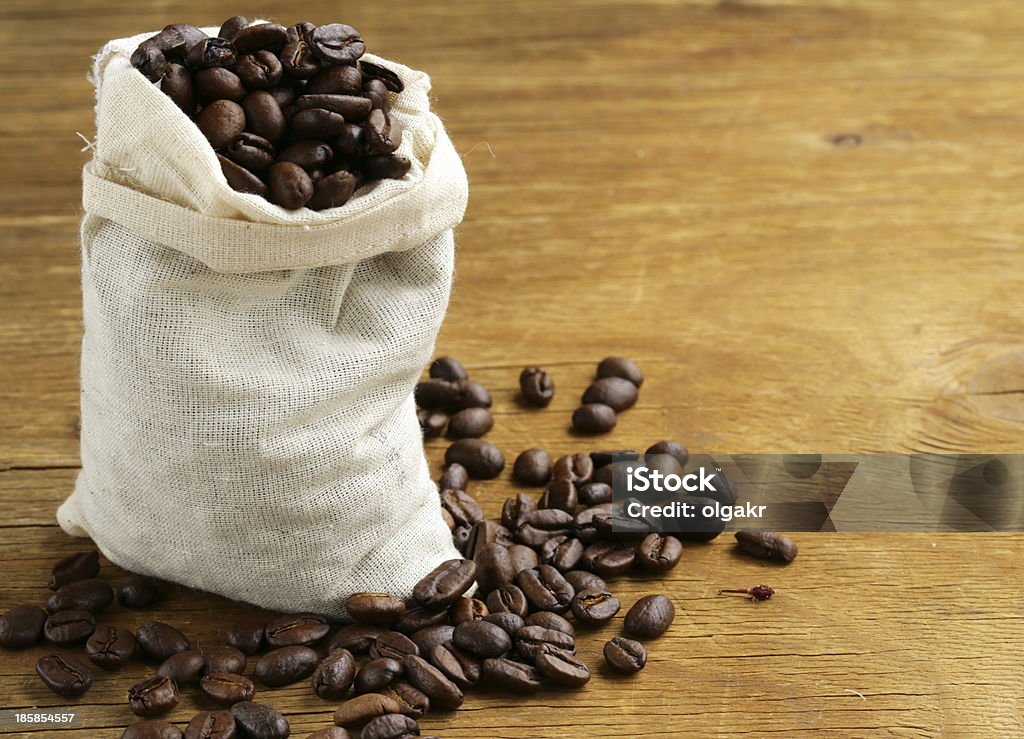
<box><xmin>57</xmin><ymin>28</ymin><xmax>468</xmax><ymax>619</ymax></box>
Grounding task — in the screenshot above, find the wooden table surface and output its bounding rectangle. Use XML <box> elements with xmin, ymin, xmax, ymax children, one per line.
<box><xmin>2</xmin><ymin>0</ymin><xmax>1024</xmax><ymax>736</ymax></box>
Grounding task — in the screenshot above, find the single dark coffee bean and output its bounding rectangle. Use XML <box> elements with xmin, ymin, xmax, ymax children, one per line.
<box><xmin>230</xmin><ymin>701</ymin><xmax>290</xmax><ymax>739</ymax></box>
<box><xmin>194</xmin><ymin>67</ymin><xmax>246</xmax><ymax>104</ymax></box>
<box><xmin>440</xmin><ymin>489</ymin><xmax>485</xmax><ymax>530</ymax></box>
<box><xmin>332</xmin><ymin>123</ymin><xmax>364</xmax><ymax>157</ymax></box>
<box><xmin>415</xmin><ymin>378</ymin><xmax>457</xmax><ymax>410</ymax></box>
<box><xmin>624</xmin><ymin>594</ymin><xmax>675</xmax><ymax>639</ymax></box>
<box><xmin>734</xmin><ymin>530</ymin><xmax>798</xmax><ymax>563</ymax></box>
<box><xmin>597</xmin><ymin>356</ymin><xmax>644</xmax><ymax>387</ymax></box>
<box><xmin>309</xmin><ymin>23</ymin><xmax>365</xmax><ymax>64</ymax></box>
<box><xmin>184</xmin><ymin>710</ymin><xmax>236</xmax><ymax>739</ymax></box>
<box><xmin>333</xmin><ymin>692</ymin><xmax>402</xmax><ymax>727</ymax></box>
<box><xmin>500</xmin><ymin>492</ymin><xmax>537</xmax><ymax>529</ymax></box>
<box><xmin>201</xmin><ymin>645</ymin><xmax>247</xmax><ymax>675</ymax></box>
<box><xmin>280</xmin><ymin>22</ymin><xmax>320</xmax><ymax>79</ymax></box>
<box><xmin>438</xmin><ymin>462</ymin><xmax>469</xmax><ymax>491</ymax></box>
<box><xmin>363</xmin><ymin>78</ymin><xmax>390</xmax><ymax>110</ymax></box>
<box><xmin>402</xmin><ymin>655</ymin><xmax>464</xmax><ymax>710</ymax></box>
<box><xmin>535</xmin><ymin>644</ymin><xmax>591</xmax><ymax>687</ymax></box>
<box><xmin>474</xmin><ymin>544</ymin><xmax>518</xmax><ymax>595</ymax></box>
<box><xmin>515</xmin><ymin>625</ymin><xmax>575</xmax><ymax>661</ymax></box>
<box><xmin>577</xmin><ymin>482</ymin><xmax>613</xmax><ymax>507</ymax></box>
<box><xmin>412</xmin><ymin>558</ymin><xmax>476</xmax><ymax>610</ymax></box>
<box><xmin>354</xmin><ymin>657</ymin><xmax>404</xmax><ymax>693</ymax></box>
<box><xmin>563</xmin><ymin>570</ymin><xmax>607</xmax><ymax>596</ymax></box>
<box><xmin>36</xmin><ymin>653</ymin><xmax>93</xmax><ymax>697</ymax></box>
<box><xmin>119</xmin><ymin>575</ymin><xmax>160</xmax><ymax>609</ymax></box>
<box><xmin>158</xmin><ymin>649</ymin><xmax>207</xmax><ymax>685</ymax></box>
<box><xmin>265</xmin><ymin>83</ymin><xmax>296</xmax><ymax>107</ymax></box>
<box><xmin>44</xmin><ymin>609</ymin><xmax>95</xmax><ymax>644</ymax></box>
<box><xmin>519</xmin><ymin>367</ymin><xmax>554</xmax><ymax>407</ymax></box>
<box><xmin>361</xmin><ymin>713</ymin><xmax>419</xmax><ymax>739</ymax></box>
<box><xmin>449</xmin><ymin>596</ymin><xmax>488</xmax><ymax>625</ymax></box>
<box><xmin>409</xmin><ymin>624</ymin><xmax>454</xmax><ymax>654</ymax></box>
<box><xmin>515</xmin><ymin>508</ymin><xmax>574</xmax><ymax>547</ymax></box>
<box><xmin>364</xmin><ymin>110</ymin><xmax>402</xmax><ymax>155</ymax></box>
<box><xmin>646</xmin><ymin>439</ymin><xmax>688</xmax><ymax>465</ymax></box>
<box><xmin>132</xmin><ymin>43</ymin><xmax>168</xmax><ymax>81</ymax></box>
<box><xmin>582</xmin><ymin>377</ymin><xmax>638</xmax><ymax>412</ymax></box>
<box><xmin>267</xmin><ymin>161</ymin><xmax>313</xmax><ymax>208</ymax></box>
<box><xmin>446</xmin><ymin>407</ymin><xmax>493</xmax><ymax>439</ymax></box>
<box><xmin>47</xmin><ymin>578</ymin><xmax>113</xmax><ymax>614</ymax></box>
<box><xmin>49</xmin><ymin>550</ymin><xmax>100</xmax><ymax>590</ymax></box>
<box><xmin>359</xmin><ymin>60</ymin><xmax>405</xmax><ymax>93</ymax></box>
<box><xmin>512</xmin><ymin>449</ymin><xmax>552</xmax><ymax>486</ymax></box>
<box><xmin>346</xmin><ymin>593</ymin><xmax>407</xmax><ymax>624</ymax></box>
<box><xmin>129</xmin><ymin>674</ymin><xmax>180</xmax><ymax>717</ymax></box>
<box><xmin>538</xmin><ymin>477</ymin><xmax>578</xmax><ymax>515</ymax></box>
<box><xmin>243</xmin><ymin>91</ymin><xmax>286</xmax><ymax>142</ymax></box>
<box><xmin>362</xmin><ymin>155</ymin><xmax>411</xmax><ymax>180</ymax></box>
<box><xmin>307</xmin><ymin>64</ymin><xmax>363</xmax><ymax>95</ymax></box>
<box><xmin>637</xmin><ymin>533</ymin><xmax>683</xmax><ymax>572</ymax></box>
<box><xmin>124</xmin><ymin>720</ymin><xmax>185</xmax><ymax>739</ymax></box>
<box><xmin>428</xmin><ymin>644</ymin><xmax>480</xmax><ymax>689</ymax></box>
<box><xmin>255</xmin><ymin>645</ymin><xmax>320</xmax><ymax>686</ymax></box>
<box><xmin>466</xmin><ymin>520</ymin><xmax>513</xmax><ymax>561</ymax></box>
<box><xmin>552</xmin><ymin>452</ymin><xmax>594</xmax><ymax>485</ymax></box>
<box><xmin>539</xmin><ymin>535</ymin><xmax>584</xmax><ymax>573</ymax></box>
<box><xmin>226</xmin><ymin>621</ymin><xmax>264</xmax><ymax>655</ymax></box>
<box><xmin>226</xmin><ymin>133</ymin><xmax>275</xmax><ymax>172</ymax></box>
<box><xmin>232</xmin><ymin>22</ymin><xmax>288</xmax><ymax>54</ymax></box>
<box><xmin>523</xmin><ymin>611</ymin><xmax>574</xmax><ymax>637</ymax></box>
<box><xmin>160</xmin><ymin>63</ymin><xmax>194</xmax><ymax>113</ymax></box>
<box><xmin>201</xmin><ymin>672</ymin><xmax>256</xmax><ymax>705</ymax></box>
<box><xmin>218</xmin><ymin>15</ymin><xmax>249</xmax><ymax>40</ymax></box>
<box><xmin>604</xmin><ymin>636</ymin><xmax>647</xmax><ymax>674</ymax></box>
<box><xmin>309</xmin><ymin>170</ymin><xmax>357</xmax><ymax>210</ymax></box>
<box><xmin>292</xmin><ymin>108</ymin><xmax>347</xmax><ymax>139</ymax></box>
<box><xmin>482</xmin><ymin>612</ymin><xmax>524</xmax><ymax>640</ymax></box>
<box><xmin>572</xmin><ymin>403</ymin><xmax>617</xmax><ymax>434</ymax></box>
<box><xmin>136</xmin><ymin>622</ymin><xmax>190</xmax><ymax>661</ymax></box>
<box><xmin>573</xmin><ymin>504</ymin><xmax>614</xmax><ymax>544</ymax></box>
<box><xmin>391</xmin><ymin>603</ymin><xmax>446</xmax><ymax>635</ymax></box>
<box><xmin>445</xmin><ymin>439</ymin><xmax>504</xmax><ymax>480</ymax></box>
<box><xmin>265</xmin><ymin>612</ymin><xmax>329</xmax><ymax>648</ymax></box>
<box><xmin>452</xmin><ymin>620</ymin><xmax>511</xmax><ymax>659</ymax></box>
<box><xmin>234</xmin><ymin>50</ymin><xmax>283</xmax><ymax>90</ymax></box>
<box><xmin>582</xmin><ymin>541</ymin><xmax>637</xmax><ymax>577</ymax></box>
<box><xmin>313</xmin><ymin>647</ymin><xmax>356</xmax><ymax>699</ymax></box>
<box><xmin>197</xmin><ymin>100</ymin><xmax>246</xmax><ymax>150</ymax></box>
<box><xmin>429</xmin><ymin>356</ymin><xmax>468</xmax><ymax>381</ymax></box>
<box><xmin>450</xmin><ymin>379</ymin><xmax>492</xmax><ymax>410</ymax></box>
<box><xmin>381</xmin><ymin>680</ymin><xmax>431</xmax><ymax>718</ymax></box>
<box><xmin>218</xmin><ymin>155</ymin><xmax>268</xmax><ymax>197</ymax></box>
<box><xmin>306</xmin><ymin>728</ymin><xmax>351</xmax><ymax>739</ymax></box>
<box><xmin>418</xmin><ymin>408</ymin><xmax>447</xmax><ymax>438</ymax></box>
<box><xmin>371</xmin><ymin>631</ymin><xmax>420</xmax><ymax>661</ymax></box>
<box><xmin>294</xmin><ymin>94</ymin><xmax>373</xmax><ymax>121</ymax></box>
<box><xmin>186</xmin><ymin>37</ymin><xmax>236</xmax><ymax>70</ymax></box>
<box><xmin>0</xmin><ymin>604</ymin><xmax>46</xmax><ymax>648</ymax></box>
<box><xmin>86</xmin><ymin>626</ymin><xmax>138</xmax><ymax>670</ymax></box>
<box><xmin>571</xmin><ymin>589</ymin><xmax>621</xmax><ymax>626</ymax></box>
<box><xmin>485</xmin><ymin>584</ymin><xmax>528</xmax><ymax>618</ymax></box>
<box><xmin>482</xmin><ymin>657</ymin><xmax>542</xmax><ymax>693</ymax></box>
<box><xmin>327</xmin><ymin>624</ymin><xmax>383</xmax><ymax>654</ymax></box>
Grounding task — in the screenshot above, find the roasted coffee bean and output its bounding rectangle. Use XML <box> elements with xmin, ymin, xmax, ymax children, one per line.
<box><xmin>485</xmin><ymin>584</ymin><xmax>528</xmax><ymax>618</ymax></box>
<box><xmin>535</xmin><ymin>644</ymin><xmax>591</xmax><ymax>687</ymax></box>
<box><xmin>429</xmin><ymin>356</ymin><xmax>467</xmax><ymax>381</ymax></box>
<box><xmin>332</xmin><ymin>124</ymin><xmax>364</xmax><ymax>156</ymax></box>
<box><xmin>413</xmin><ymin>558</ymin><xmax>476</xmax><ymax>609</ymax></box>
<box><xmin>539</xmin><ymin>478</ymin><xmax>578</xmax><ymax>515</ymax></box>
<box><xmin>328</xmin><ymin>624</ymin><xmax>383</xmax><ymax>654</ymax></box>
<box><xmin>516</xmin><ymin>508</ymin><xmax>574</xmax><ymax>547</ymax></box>
<box><xmin>418</xmin><ymin>408</ymin><xmax>447</xmax><ymax>438</ymax></box>
<box><xmin>362</xmin><ymin>155</ymin><xmax>411</xmax><ymax>180</ymax></box>
<box><xmin>161</xmin><ymin>64</ymin><xmax>194</xmax><ymax>113</ymax></box>
<box><xmin>36</xmin><ymin>653</ymin><xmax>93</xmax><ymax>697</ymax></box>
<box><xmin>734</xmin><ymin>530</ymin><xmax>798</xmax><ymax>563</ymax></box>
<box><xmin>501</xmin><ymin>492</ymin><xmax>538</xmax><ymax>529</ymax></box>
<box><xmin>226</xmin><ymin>621</ymin><xmax>265</xmax><ymax>655</ymax></box>
<box><xmin>267</xmin><ymin>162</ymin><xmax>313</xmax><ymax>208</ymax></box>
<box><xmin>523</xmin><ymin>611</ymin><xmax>574</xmax><ymax>637</ymax></box>
<box><xmin>280</xmin><ymin>22</ymin><xmax>319</xmax><ymax>79</ymax></box>
<box><xmin>439</xmin><ymin>488</ymin><xmax>484</xmax><ymax>529</ymax></box>
<box><xmin>364</xmin><ymin>110</ymin><xmax>402</xmax><ymax>154</ymax></box>
<box><xmin>124</xmin><ymin>720</ymin><xmax>185</xmax><ymax>739</ymax></box>
<box><xmin>234</xmin><ymin>50</ymin><xmax>283</xmax><ymax>90</ymax></box>
<box><xmin>294</xmin><ymin>94</ymin><xmax>372</xmax><ymax>121</ymax></box>
<box><xmin>395</xmin><ymin>605</ymin><xmax>449</xmax><ymax>635</ymax></box>
<box><xmin>646</xmin><ymin>439</ymin><xmax>688</xmax><ymax>465</ymax></box>
<box><xmin>483</xmin><ymin>612</ymin><xmax>525</xmax><ymax>639</ymax></box>
<box><xmin>511</xmin><ymin>449</ymin><xmax>551</xmax><ymax>486</ymax></box>
<box><xmin>118</xmin><ymin>575</ymin><xmax>160</xmax><ymax>608</ymax></box>
<box><xmin>136</xmin><ymin>622</ymin><xmax>190</xmax><ymax>661</ymax></box>
<box><xmin>361</xmin><ymin>713</ymin><xmax>419</xmax><ymax>739</ymax></box>
<box><xmin>540</xmin><ymin>535</ymin><xmax>584</xmax><ymax>572</ymax></box>
<box><xmin>415</xmin><ymin>379</ymin><xmax>457</xmax><ymax>410</ymax></box>
<box><xmin>345</xmin><ymin>593</ymin><xmax>407</xmax><ymax>624</ymax></box>
<box><xmin>243</xmin><ymin>91</ymin><xmax>286</xmax><ymax>142</ymax></box>
<box><xmin>572</xmin><ymin>403</ymin><xmax>617</xmax><ymax>434</ymax></box>
<box><xmin>571</xmin><ymin>589</ymin><xmax>621</xmax><ymax>626</ymax></box>
<box><xmin>475</xmin><ymin>544</ymin><xmax>523</xmax><ymax>595</ymax></box>
<box><xmin>201</xmin><ymin>645</ymin><xmax>247</xmax><ymax>675</ymax></box>
<box><xmin>219</xmin><ymin>15</ymin><xmax>249</xmax><ymax>41</ymax></box>
<box><xmin>308</xmin><ymin>65</ymin><xmax>362</xmax><ymax>95</ymax></box>
<box><xmin>402</xmin><ymin>655</ymin><xmax>464</xmax><ymax>710</ymax></box>
<box><xmin>428</xmin><ymin>643</ymin><xmax>480</xmax><ymax>689</ymax></box>
<box><xmin>604</xmin><ymin>636</ymin><xmax>647</xmax><ymax>674</ymax></box>
<box><xmin>359</xmin><ymin>60</ymin><xmax>404</xmax><ymax>93</ymax></box>
<box><xmin>482</xmin><ymin>657</ymin><xmax>542</xmax><ymax>693</ymax></box>
<box><xmin>306</xmin><ymin>728</ymin><xmax>351</xmax><ymax>739</ymax></box>
<box><xmin>292</xmin><ymin>108</ymin><xmax>348</xmax><ymax>140</ymax></box>
<box><xmin>333</xmin><ymin>692</ymin><xmax>401</xmax><ymax>727</ymax></box>
<box><xmin>637</xmin><ymin>533</ymin><xmax>683</xmax><ymax>572</ymax></box>
<box><xmin>447</xmin><ymin>407</ymin><xmax>493</xmax><ymax>439</ymax></box>
<box><xmin>452</xmin><ymin>620</ymin><xmax>511</xmax><ymax>659</ymax></box>
<box><xmin>266</xmin><ymin>84</ymin><xmax>296</xmax><ymax>107</ymax></box>
<box><xmin>552</xmin><ymin>453</ymin><xmax>594</xmax><ymax>485</ymax></box>
<box><xmin>313</xmin><ymin>648</ymin><xmax>356</xmax><ymax>699</ymax></box>
<box><xmin>194</xmin><ymin>67</ymin><xmax>246</xmax><ymax>103</ymax></box>
<box><xmin>278</xmin><ymin>140</ymin><xmax>333</xmax><ymax>169</ymax></box>
<box><xmin>582</xmin><ymin>541</ymin><xmax>637</xmax><ymax>577</ymax></box>
<box><xmin>371</xmin><ymin>631</ymin><xmax>420</xmax><ymax>661</ymax></box>
<box><xmin>255</xmin><ymin>645</ymin><xmax>320</xmax><ymax>686</ymax></box>
<box><xmin>438</xmin><ymin>462</ymin><xmax>469</xmax><ymax>491</ymax></box>
<box><xmin>451</xmin><ymin>379</ymin><xmax>492</xmax><ymax>410</ymax></box>
<box><xmin>184</xmin><ymin>710</ymin><xmax>236</xmax><ymax>739</ymax></box>
<box><xmin>597</xmin><ymin>356</ymin><xmax>644</xmax><ymax>387</ymax></box>
<box><xmin>381</xmin><ymin>680</ymin><xmax>430</xmax><ymax>718</ymax></box>
<box><xmin>186</xmin><ymin>37</ymin><xmax>236</xmax><ymax>70</ymax></box>
<box><xmin>466</xmin><ymin>520</ymin><xmax>514</xmax><ymax>561</ymax></box>
<box><xmin>449</xmin><ymin>597</ymin><xmax>488</xmax><ymax>625</ymax></box>
<box><xmin>132</xmin><ymin>44</ymin><xmax>168</xmax><ymax>81</ymax></box>
<box><xmin>363</xmin><ymin>79</ymin><xmax>390</xmax><ymax>111</ymax></box>
<box><xmin>47</xmin><ymin>578</ymin><xmax>113</xmax><ymax>614</ymax></box>
<box><xmin>309</xmin><ymin>23</ymin><xmax>365</xmax><ymax>64</ymax></box>
<box><xmin>594</xmin><ymin>509</ymin><xmax>651</xmax><ymax>540</ymax></box>
<box><xmin>593</xmin><ymin>459</ymin><xmax>634</xmax><ymax>487</ymax></box>
<box><xmin>0</xmin><ymin>604</ymin><xmax>46</xmax><ymax>648</ymax></box>
<box><xmin>624</xmin><ymin>594</ymin><xmax>675</xmax><ymax>639</ymax></box>
<box><xmin>158</xmin><ymin>649</ymin><xmax>207</xmax><ymax>685</ymax></box>
<box><xmin>197</xmin><ymin>100</ymin><xmax>246</xmax><ymax>149</ymax></box>
<box><xmin>308</xmin><ymin>169</ymin><xmax>358</xmax><ymax>210</ymax></box>
<box><xmin>515</xmin><ymin>625</ymin><xmax>575</xmax><ymax>661</ymax></box>
<box><xmin>574</xmin><ymin>504</ymin><xmax>616</xmax><ymax>544</ymax></box>
<box><xmin>563</xmin><ymin>570</ymin><xmax>607</xmax><ymax>595</ymax></box>
<box><xmin>409</xmin><ymin>624</ymin><xmax>454</xmax><ymax>654</ymax></box>
<box><xmin>49</xmin><ymin>550</ymin><xmax>100</xmax><ymax>590</ymax></box>
<box><xmin>129</xmin><ymin>674</ymin><xmax>180</xmax><ymax>717</ymax></box>
<box><xmin>265</xmin><ymin>612</ymin><xmax>329</xmax><ymax>648</ymax></box>
<box><xmin>226</xmin><ymin>133</ymin><xmax>275</xmax><ymax>171</ymax></box>
<box><xmin>577</xmin><ymin>482</ymin><xmax>613</xmax><ymax>507</ymax></box>
<box><xmin>519</xmin><ymin>367</ymin><xmax>554</xmax><ymax>407</ymax></box>
<box><xmin>230</xmin><ymin>701</ymin><xmax>290</xmax><ymax>739</ymax></box>
<box><xmin>201</xmin><ymin>672</ymin><xmax>256</xmax><ymax>705</ymax></box>
<box><xmin>44</xmin><ymin>609</ymin><xmax>95</xmax><ymax>644</ymax></box>
<box><xmin>582</xmin><ymin>377</ymin><xmax>638</xmax><ymax>412</ymax></box>
<box><xmin>232</xmin><ymin>23</ymin><xmax>288</xmax><ymax>54</ymax></box>
<box><xmin>355</xmin><ymin>657</ymin><xmax>404</xmax><ymax>693</ymax></box>
<box><xmin>218</xmin><ymin>156</ymin><xmax>268</xmax><ymax>197</ymax></box>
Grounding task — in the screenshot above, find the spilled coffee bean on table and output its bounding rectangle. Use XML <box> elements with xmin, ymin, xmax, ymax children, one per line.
<box><xmin>0</xmin><ymin>352</ymin><xmax>798</xmax><ymax>737</ymax></box>
<box><xmin>131</xmin><ymin>17</ymin><xmax>409</xmax><ymax>210</ymax></box>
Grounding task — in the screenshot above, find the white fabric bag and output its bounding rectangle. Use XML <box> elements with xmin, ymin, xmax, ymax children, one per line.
<box><xmin>58</xmin><ymin>29</ymin><xmax>468</xmax><ymax>619</ymax></box>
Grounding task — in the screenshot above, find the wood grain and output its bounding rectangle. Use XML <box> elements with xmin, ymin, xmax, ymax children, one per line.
<box><xmin>2</xmin><ymin>0</ymin><xmax>1024</xmax><ymax>736</ymax></box>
